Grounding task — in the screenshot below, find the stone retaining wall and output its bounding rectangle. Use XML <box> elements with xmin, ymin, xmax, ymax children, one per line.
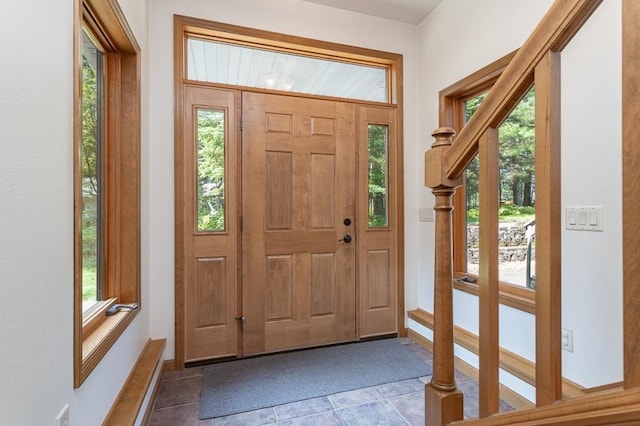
<box><xmin>467</xmin><ymin>222</ymin><xmax>535</xmax><ymax>264</ymax></box>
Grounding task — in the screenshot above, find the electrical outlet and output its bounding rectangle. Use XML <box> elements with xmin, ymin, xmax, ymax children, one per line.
<box><xmin>56</xmin><ymin>404</ymin><xmax>69</xmax><ymax>426</ymax></box>
<box><xmin>561</xmin><ymin>327</ymin><xmax>574</xmax><ymax>352</ymax></box>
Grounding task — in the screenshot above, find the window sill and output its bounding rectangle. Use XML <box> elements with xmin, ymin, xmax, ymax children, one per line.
<box><xmin>75</xmin><ymin>299</ymin><xmax>139</xmax><ymax>387</ymax></box>
<box><xmin>452</xmin><ymin>273</ymin><xmax>535</xmax><ymax>314</ymax></box>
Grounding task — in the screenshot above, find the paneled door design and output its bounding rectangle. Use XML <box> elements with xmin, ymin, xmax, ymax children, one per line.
<box><xmin>357</xmin><ymin>106</ymin><xmax>398</xmax><ymax>338</ymax></box>
<box><xmin>242</xmin><ymin>92</ymin><xmax>357</xmax><ymax>355</ymax></box>
<box><xmin>181</xmin><ymin>86</ymin><xmax>241</xmax><ymax>362</ymax></box>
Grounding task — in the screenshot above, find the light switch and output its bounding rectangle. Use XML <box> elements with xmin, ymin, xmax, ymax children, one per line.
<box><xmin>566</xmin><ymin>206</ymin><xmax>603</xmax><ymax>231</ymax></box>
<box><xmin>578</xmin><ymin>212</ymin><xmax>587</xmax><ymax>225</ymax></box>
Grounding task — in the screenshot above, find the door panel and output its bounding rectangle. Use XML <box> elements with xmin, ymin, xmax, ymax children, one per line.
<box><xmin>358</xmin><ymin>106</ymin><xmax>398</xmax><ymax>338</ymax></box>
<box><xmin>182</xmin><ymin>86</ymin><xmax>240</xmax><ymax>362</ymax></box>
<box><xmin>242</xmin><ymin>92</ymin><xmax>356</xmax><ymax>355</ymax></box>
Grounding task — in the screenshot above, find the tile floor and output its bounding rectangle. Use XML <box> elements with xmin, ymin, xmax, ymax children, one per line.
<box><xmin>148</xmin><ymin>339</ymin><xmax>512</xmax><ymax>425</ymax></box>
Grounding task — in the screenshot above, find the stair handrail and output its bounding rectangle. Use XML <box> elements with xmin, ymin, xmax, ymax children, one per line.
<box><xmin>443</xmin><ymin>0</ymin><xmax>602</xmax><ymax>180</ymax></box>
<box><xmin>451</xmin><ymin>385</ymin><xmax>640</xmax><ymax>426</ymax></box>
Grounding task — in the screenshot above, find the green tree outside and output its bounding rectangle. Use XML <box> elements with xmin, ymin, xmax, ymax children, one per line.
<box><xmin>368</xmin><ymin>125</ymin><xmax>388</xmax><ymax>227</ymax></box>
<box><xmin>196</xmin><ymin>110</ymin><xmax>225</xmax><ymax>232</ymax></box>
<box><xmin>81</xmin><ymin>50</ymin><xmax>100</xmax><ymax>302</ymax></box>
<box><xmin>464</xmin><ymin>88</ymin><xmax>536</xmax><ymax>223</ymax></box>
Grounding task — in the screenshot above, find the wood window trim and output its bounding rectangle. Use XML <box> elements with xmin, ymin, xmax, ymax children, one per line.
<box><xmin>74</xmin><ymin>0</ymin><xmax>141</xmax><ymax>388</ymax></box>
<box><xmin>439</xmin><ymin>50</ymin><xmax>535</xmax><ymax>314</ymax></box>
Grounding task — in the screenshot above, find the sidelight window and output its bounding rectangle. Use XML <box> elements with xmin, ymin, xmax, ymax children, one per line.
<box><xmin>367</xmin><ymin>124</ymin><xmax>389</xmax><ymax>228</ymax></box>
<box><xmin>196</xmin><ymin>109</ymin><xmax>226</xmax><ymax>232</ymax></box>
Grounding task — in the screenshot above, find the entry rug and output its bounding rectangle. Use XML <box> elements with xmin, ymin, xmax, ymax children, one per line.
<box><xmin>199</xmin><ymin>338</ymin><xmax>431</xmax><ymax>419</ymax></box>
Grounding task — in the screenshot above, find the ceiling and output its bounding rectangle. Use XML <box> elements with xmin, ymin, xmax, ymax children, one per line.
<box><xmin>302</xmin><ymin>0</ymin><xmax>444</xmax><ymax>25</ymax></box>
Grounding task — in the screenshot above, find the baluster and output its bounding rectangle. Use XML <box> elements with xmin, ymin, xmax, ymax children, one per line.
<box><xmin>478</xmin><ymin>128</ymin><xmax>500</xmax><ymax>417</ymax></box>
<box><xmin>534</xmin><ymin>50</ymin><xmax>562</xmax><ymax>407</ymax></box>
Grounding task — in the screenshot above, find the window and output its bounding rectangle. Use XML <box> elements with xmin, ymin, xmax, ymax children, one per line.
<box><xmin>187</xmin><ymin>37</ymin><xmax>389</xmax><ymax>102</ymax></box>
<box><xmin>74</xmin><ymin>0</ymin><xmax>141</xmax><ymax>387</ymax></box>
<box><xmin>368</xmin><ymin>124</ymin><xmax>389</xmax><ymax>227</ymax></box>
<box><xmin>196</xmin><ymin>109</ymin><xmax>226</xmax><ymax>232</ymax></box>
<box><xmin>463</xmin><ymin>89</ymin><xmax>536</xmax><ymax>289</ymax></box>
<box><xmin>81</xmin><ymin>28</ymin><xmax>104</xmax><ymax>312</ymax></box>
<box><xmin>441</xmin><ymin>51</ymin><xmax>536</xmax><ymax>313</ymax></box>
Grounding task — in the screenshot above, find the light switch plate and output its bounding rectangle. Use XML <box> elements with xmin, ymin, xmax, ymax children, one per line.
<box><xmin>419</xmin><ymin>207</ymin><xmax>434</xmax><ymax>222</ymax></box>
<box><xmin>565</xmin><ymin>206</ymin><xmax>603</xmax><ymax>231</ymax></box>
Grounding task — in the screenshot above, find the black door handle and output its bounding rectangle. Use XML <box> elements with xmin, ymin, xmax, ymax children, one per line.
<box><xmin>339</xmin><ymin>234</ymin><xmax>352</xmax><ymax>243</ymax></box>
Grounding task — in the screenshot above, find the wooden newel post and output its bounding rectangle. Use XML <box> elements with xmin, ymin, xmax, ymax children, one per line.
<box><xmin>424</xmin><ymin>127</ymin><xmax>464</xmax><ymax>426</ymax></box>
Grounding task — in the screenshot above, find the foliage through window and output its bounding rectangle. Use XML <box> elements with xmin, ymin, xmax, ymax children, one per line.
<box><xmin>196</xmin><ymin>109</ymin><xmax>225</xmax><ymax>232</ymax></box>
<box><xmin>368</xmin><ymin>124</ymin><xmax>388</xmax><ymax>227</ymax></box>
<box><xmin>463</xmin><ymin>87</ymin><xmax>536</xmax><ymax>288</ymax></box>
<box><xmin>81</xmin><ymin>28</ymin><xmax>103</xmax><ymax>311</ymax></box>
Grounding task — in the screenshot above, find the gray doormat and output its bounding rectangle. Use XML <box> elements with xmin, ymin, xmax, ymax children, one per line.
<box><xmin>199</xmin><ymin>338</ymin><xmax>431</xmax><ymax>419</ymax></box>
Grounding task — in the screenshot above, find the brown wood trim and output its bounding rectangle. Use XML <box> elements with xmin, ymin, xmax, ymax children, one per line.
<box><xmin>74</xmin><ymin>0</ymin><xmax>141</xmax><ymax>388</ymax></box>
<box><xmin>103</xmin><ymin>339</ymin><xmax>166</xmax><ymax>426</ymax></box>
<box><xmin>79</xmin><ymin>310</ymin><xmax>139</xmax><ymax>386</ymax></box>
<box><xmin>162</xmin><ymin>359</ymin><xmax>179</xmax><ymax>372</ymax></box>
<box><xmin>176</xmin><ymin>15</ymin><xmax>400</xmax><ymax>67</ymax></box>
<box><xmin>73</xmin><ymin>0</ymin><xmax>84</xmax><ymax>387</ymax></box>
<box><xmin>173</xmin><ymin>15</ymin><xmax>187</xmax><ymax>369</ymax></box>
<box><xmin>84</xmin><ymin>0</ymin><xmax>140</xmax><ymax>53</ymax></box>
<box><xmin>81</xmin><ymin>298</ymin><xmax>118</xmax><ymax>337</ymax></box>
<box><xmin>583</xmin><ymin>382</ymin><xmax>624</xmax><ymax>394</ymax></box>
<box><xmin>478</xmin><ymin>128</ymin><xmax>500</xmax><ymax>417</ymax></box>
<box><xmin>452</xmin><ymin>278</ymin><xmax>536</xmax><ymax>314</ymax></box>
<box><xmin>623</xmin><ymin>0</ymin><xmax>640</xmax><ymax>390</ymax></box>
<box><xmin>181</xmin><ymin>79</ymin><xmax>398</xmax><ymax>109</ymax></box>
<box><xmin>408</xmin><ymin>308</ymin><xmax>434</xmax><ymax>328</ymax></box>
<box><xmin>395</xmin><ymin>56</ymin><xmax>405</xmax><ymax>338</ymax></box>
<box><xmin>439</xmin><ymin>50</ymin><xmax>518</xmax><ymax>128</ymax></box>
<box><xmin>453</xmin><ymin>387</ymin><xmax>640</xmax><ymax>426</ymax></box>
<box><xmin>534</xmin><ymin>49</ymin><xmax>562</xmax><ymax>407</ymax></box>
<box><xmin>445</xmin><ymin>0</ymin><xmax>602</xmax><ymax>179</ymax></box>
<box><xmin>407</xmin><ymin>328</ymin><xmax>433</xmax><ymax>352</ymax></box>
<box><xmin>408</xmin><ymin>309</ymin><xmax>585</xmax><ymax>400</ymax></box>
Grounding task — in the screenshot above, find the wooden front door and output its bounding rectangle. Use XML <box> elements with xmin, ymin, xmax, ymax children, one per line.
<box><xmin>241</xmin><ymin>92</ymin><xmax>357</xmax><ymax>355</ymax></box>
<box><xmin>178</xmin><ymin>89</ymin><xmax>399</xmax><ymax>363</ymax></box>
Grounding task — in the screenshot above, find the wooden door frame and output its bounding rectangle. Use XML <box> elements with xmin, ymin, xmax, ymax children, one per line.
<box><xmin>173</xmin><ymin>15</ymin><xmax>405</xmax><ymax>368</ymax></box>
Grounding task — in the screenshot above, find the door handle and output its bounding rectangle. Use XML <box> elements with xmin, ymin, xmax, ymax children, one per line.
<box><xmin>339</xmin><ymin>234</ymin><xmax>352</xmax><ymax>243</ymax></box>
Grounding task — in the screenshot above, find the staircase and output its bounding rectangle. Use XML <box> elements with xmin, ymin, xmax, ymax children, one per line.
<box><xmin>423</xmin><ymin>0</ymin><xmax>640</xmax><ymax>424</ymax></box>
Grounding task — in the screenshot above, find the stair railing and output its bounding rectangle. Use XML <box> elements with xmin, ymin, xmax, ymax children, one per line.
<box><xmin>424</xmin><ymin>1</ymin><xmax>603</xmax><ymax>424</ymax></box>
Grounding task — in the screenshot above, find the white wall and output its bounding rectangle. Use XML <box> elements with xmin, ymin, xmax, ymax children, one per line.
<box><xmin>0</xmin><ymin>0</ymin><xmax>151</xmax><ymax>424</ymax></box>
<box><xmin>560</xmin><ymin>0</ymin><xmax>623</xmax><ymax>387</ymax></box>
<box><xmin>413</xmin><ymin>0</ymin><xmax>623</xmax><ymax>398</ymax></box>
<box><xmin>148</xmin><ymin>0</ymin><xmax>420</xmax><ymax>359</ymax></box>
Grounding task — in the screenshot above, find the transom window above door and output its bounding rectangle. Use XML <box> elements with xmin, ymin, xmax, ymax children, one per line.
<box><xmin>187</xmin><ymin>37</ymin><xmax>389</xmax><ymax>103</ymax></box>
